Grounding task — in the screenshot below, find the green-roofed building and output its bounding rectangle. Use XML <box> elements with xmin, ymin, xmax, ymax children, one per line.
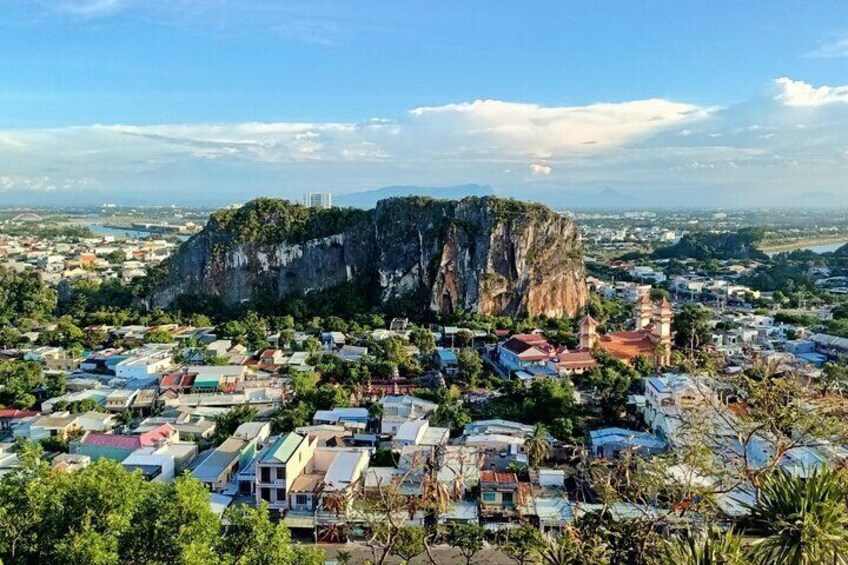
<box><xmin>255</xmin><ymin>432</ymin><xmax>317</xmax><ymax>513</ymax></box>
<box><xmin>192</xmin><ymin>373</ymin><xmax>221</xmax><ymax>390</ymax></box>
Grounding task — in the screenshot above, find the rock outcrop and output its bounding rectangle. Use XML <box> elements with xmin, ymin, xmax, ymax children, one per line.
<box><xmin>152</xmin><ymin>196</ymin><xmax>588</xmax><ymax>318</ymax></box>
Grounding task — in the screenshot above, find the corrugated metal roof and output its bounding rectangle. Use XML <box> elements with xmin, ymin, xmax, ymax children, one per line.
<box><xmin>260</xmin><ymin>433</ymin><xmax>303</xmax><ymax>464</ymax></box>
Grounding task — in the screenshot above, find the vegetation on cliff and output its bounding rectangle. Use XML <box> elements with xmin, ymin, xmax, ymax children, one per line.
<box><xmin>208</xmin><ymin>197</ymin><xmax>370</xmax><ymax>248</ymax></box>
<box><xmin>653</xmin><ymin>228</ymin><xmax>768</xmax><ymax>261</ymax></box>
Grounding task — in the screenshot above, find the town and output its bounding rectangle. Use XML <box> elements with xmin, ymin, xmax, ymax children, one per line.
<box><xmin>1</xmin><ymin>199</ymin><xmax>847</xmax><ymax>564</ymax></box>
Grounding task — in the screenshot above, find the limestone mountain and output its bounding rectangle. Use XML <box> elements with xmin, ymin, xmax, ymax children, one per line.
<box><xmin>151</xmin><ymin>196</ymin><xmax>588</xmax><ymax>318</ymax></box>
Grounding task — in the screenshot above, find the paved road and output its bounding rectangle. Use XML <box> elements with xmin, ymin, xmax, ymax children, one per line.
<box><xmin>320</xmin><ymin>543</ymin><xmax>516</xmax><ymax>564</ymax></box>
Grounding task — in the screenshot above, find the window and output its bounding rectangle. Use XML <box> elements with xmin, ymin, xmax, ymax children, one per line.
<box><xmin>260</xmin><ymin>467</ymin><xmax>271</xmax><ymax>482</ymax></box>
<box><xmin>276</xmin><ymin>488</ymin><xmax>285</xmax><ymax>501</ymax></box>
<box><xmin>502</xmin><ymin>492</ymin><xmax>514</xmax><ymax>504</ymax></box>
<box><xmin>260</xmin><ymin>488</ymin><xmax>271</xmax><ymax>501</ymax></box>
<box><xmin>295</xmin><ymin>494</ymin><xmax>309</xmax><ymax>506</ymax></box>
<box><xmin>482</xmin><ymin>492</ymin><xmax>496</xmax><ymax>502</ymax></box>
<box><xmin>276</xmin><ymin>468</ymin><xmax>285</xmax><ymax>481</ymax></box>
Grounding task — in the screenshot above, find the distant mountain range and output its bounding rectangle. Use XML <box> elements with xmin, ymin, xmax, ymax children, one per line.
<box><xmin>334</xmin><ymin>184</ymin><xmax>495</xmax><ymax>209</ymax></box>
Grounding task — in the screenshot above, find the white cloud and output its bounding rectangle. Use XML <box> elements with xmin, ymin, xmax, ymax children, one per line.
<box><xmin>0</xmin><ymin>174</ymin><xmax>98</xmax><ymax>192</ymax></box>
<box><xmin>775</xmin><ymin>77</ymin><xmax>848</xmax><ymax>107</ymax></box>
<box><xmin>409</xmin><ymin>98</ymin><xmax>710</xmax><ymax>158</ymax></box>
<box><xmin>2</xmin><ymin>83</ymin><xmax>848</xmax><ymax>205</ymax></box>
<box><xmin>807</xmin><ymin>38</ymin><xmax>848</xmax><ymax>58</ymax></box>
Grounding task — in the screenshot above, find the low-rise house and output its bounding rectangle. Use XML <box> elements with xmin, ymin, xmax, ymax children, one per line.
<box><xmin>122</xmin><ymin>446</ymin><xmax>176</xmax><ymax>483</ymax></box>
<box><xmin>313</xmin><ymin>407</ymin><xmax>369</xmax><ymax>428</ymax></box>
<box><xmin>233</xmin><ymin>421</ymin><xmax>272</xmax><ymax>444</ymax></box>
<box><xmin>42</xmin><ymin>387</ymin><xmax>113</xmax><ymax>413</ymax></box>
<box><xmin>464</xmin><ymin>420</ymin><xmax>533</xmax><ymax>438</ymax></box>
<box><xmin>24</xmin><ymin>411</ymin><xmax>81</xmax><ymax>441</ymax></box>
<box><xmin>192</xmin><ymin>436</ymin><xmax>257</xmax><ymax>492</ymax></box>
<box><xmin>589</xmin><ymin>427</ymin><xmax>667</xmax><ymax>459</ymax></box>
<box><xmin>478</xmin><ymin>470</ymin><xmax>532</xmax><ymax>521</ymax></box>
<box><xmin>435</xmin><ymin>348</ymin><xmax>459</xmax><ymax>375</ymax></box>
<box><xmin>105</xmin><ymin>388</ymin><xmax>139</xmax><ymax>412</ymax></box>
<box><xmin>259</xmin><ymin>349</ymin><xmax>287</xmax><ymax>366</ymax></box>
<box><xmin>114</xmin><ymin>345</ymin><xmax>174</xmax><ymax>381</ymax></box>
<box><xmin>380</xmin><ymin>395</ymin><xmax>437</xmax><ymax>436</ymax></box>
<box><xmin>0</xmin><ymin>409</ymin><xmax>38</xmax><ymax>433</ymax></box>
<box><xmin>392</xmin><ymin>420</ymin><xmax>449</xmax><ymax>449</ymax></box>
<box><xmin>77</xmin><ymin>410</ymin><xmax>117</xmax><ymax>432</ymax></box>
<box><xmin>335</xmin><ymin>345</ymin><xmax>368</xmax><ymax>363</ymax></box>
<box><xmin>321</xmin><ymin>332</ymin><xmax>346</xmax><ymax>349</ymax></box>
<box><xmin>255</xmin><ymin>433</ymin><xmax>318</xmax><ymax>512</ymax></box>
<box><xmin>71</xmin><ymin>423</ymin><xmax>178</xmax><ymax>462</ymax></box>
<box><xmin>159</xmin><ymin>371</ymin><xmax>197</xmax><ymax>394</ymax></box>
<box><xmin>52</xmin><ymin>453</ymin><xmax>91</xmax><ymax>472</ymax></box>
<box><xmin>135</xmin><ymin>413</ymin><xmax>216</xmax><ymax>440</ymax></box>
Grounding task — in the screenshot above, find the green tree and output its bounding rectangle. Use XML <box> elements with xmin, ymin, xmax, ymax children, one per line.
<box><xmin>0</xmin><ymin>361</ymin><xmax>43</xmax><ymax>409</ymax></box>
<box><xmin>0</xmin><ymin>266</ymin><xmax>57</xmax><ymax>323</ymax></box>
<box><xmin>219</xmin><ymin>502</ymin><xmax>324</xmax><ymax>565</ymax></box>
<box><xmin>660</xmin><ymin>526</ymin><xmax>747</xmax><ymax>565</ymax></box>
<box><xmin>821</xmin><ymin>362</ymin><xmax>848</xmax><ymax>396</ymax></box>
<box><xmin>498</xmin><ymin>523</ymin><xmax>545</xmax><ymax>565</ymax></box>
<box><xmin>446</xmin><ymin>524</ymin><xmax>486</xmax><ymax>565</ymax></box>
<box><xmin>271</xmin><ymin>401</ymin><xmax>313</xmax><ymax>434</ymax></box>
<box><xmin>540</xmin><ymin>527</ymin><xmax>610</xmax><ymax>565</ymax></box>
<box><xmin>457</xmin><ymin>348</ymin><xmax>483</xmax><ymax>386</ymax></box>
<box><xmin>38</xmin><ymin>316</ymin><xmax>85</xmax><ymax>349</ymax></box>
<box><xmin>143</xmin><ymin>328</ymin><xmax>174</xmax><ymax>344</ymax></box>
<box><xmin>0</xmin><ymin>327</ymin><xmax>24</xmax><ymax>348</ymax></box>
<box><xmin>291</xmin><ymin>372</ymin><xmax>320</xmax><ymax>397</ymax></box>
<box><xmin>747</xmin><ymin>468</ymin><xmax>848</xmax><ymax>565</ymax></box>
<box><xmin>525</xmin><ymin>423</ymin><xmax>551</xmax><ymax>468</ymax></box>
<box><xmin>672</xmin><ymin>305</ymin><xmax>712</xmax><ymax>357</ymax></box>
<box><xmin>549</xmin><ymin>417</ymin><xmax>574</xmax><ymax>442</ymax></box>
<box><xmin>213</xmin><ymin>404</ymin><xmax>259</xmax><ymax>445</ymax></box>
<box><xmin>409</xmin><ymin>326</ymin><xmax>436</xmax><ymax>355</ymax></box>
<box><xmin>302</xmin><ymin>336</ymin><xmax>322</xmax><ymax>353</ymax></box>
<box><xmin>218</xmin><ymin>320</ymin><xmax>246</xmax><ymax>344</ymax></box>
<box><xmin>391</xmin><ymin>526</ymin><xmax>426</xmax><ymax>563</ymax></box>
<box><xmin>243</xmin><ymin>312</ymin><xmax>270</xmax><ymax>350</ymax></box>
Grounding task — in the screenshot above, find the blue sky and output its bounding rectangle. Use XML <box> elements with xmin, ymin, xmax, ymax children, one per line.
<box><xmin>1</xmin><ymin>0</ymin><xmax>848</xmax><ymax>207</ymax></box>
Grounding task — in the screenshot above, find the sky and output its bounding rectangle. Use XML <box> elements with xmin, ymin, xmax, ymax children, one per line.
<box><xmin>0</xmin><ymin>1</ymin><xmax>848</xmax><ymax>208</ymax></box>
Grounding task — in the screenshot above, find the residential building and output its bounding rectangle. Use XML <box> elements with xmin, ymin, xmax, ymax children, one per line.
<box><xmin>255</xmin><ymin>433</ymin><xmax>318</xmax><ymax>512</ymax></box>
<box><xmin>192</xmin><ymin>436</ymin><xmax>257</xmax><ymax>492</ymax></box>
<box><xmin>71</xmin><ymin>423</ymin><xmax>178</xmax><ymax>462</ymax></box>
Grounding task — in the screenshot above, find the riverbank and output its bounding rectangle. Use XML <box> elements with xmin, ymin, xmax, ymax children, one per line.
<box><xmin>760</xmin><ymin>236</ymin><xmax>848</xmax><ymax>254</ymax></box>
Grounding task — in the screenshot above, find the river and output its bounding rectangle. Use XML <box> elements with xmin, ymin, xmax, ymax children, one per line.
<box><xmin>766</xmin><ymin>240</ymin><xmax>847</xmax><ymax>257</ymax></box>
<box><xmin>88</xmin><ymin>223</ymin><xmax>190</xmax><ymax>241</ymax></box>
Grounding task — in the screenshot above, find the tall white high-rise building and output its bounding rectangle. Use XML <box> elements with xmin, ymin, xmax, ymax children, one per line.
<box><xmin>303</xmin><ymin>192</ymin><xmax>333</xmax><ymax>209</ymax></box>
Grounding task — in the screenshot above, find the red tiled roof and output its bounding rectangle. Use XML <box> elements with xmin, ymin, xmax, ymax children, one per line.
<box><xmin>555</xmin><ymin>351</ymin><xmax>599</xmax><ymax>369</ymax></box>
<box><xmin>480</xmin><ymin>470</ymin><xmax>519</xmax><ymax>483</ymax></box>
<box><xmin>82</xmin><ymin>423</ymin><xmax>175</xmax><ymax>450</ymax></box>
<box><xmin>511</xmin><ymin>333</ymin><xmax>547</xmax><ymax>345</ymax></box>
<box><xmin>599</xmin><ymin>331</ymin><xmax>657</xmax><ymax>361</ymax></box>
<box><xmin>501</xmin><ymin>337</ymin><xmax>552</xmax><ymax>361</ymax></box>
<box><xmin>0</xmin><ymin>409</ymin><xmax>38</xmax><ymax>419</ymax></box>
<box><xmin>82</xmin><ymin>432</ymin><xmax>143</xmax><ymax>450</ymax></box>
<box><xmin>160</xmin><ymin>372</ymin><xmax>196</xmax><ymax>388</ymax></box>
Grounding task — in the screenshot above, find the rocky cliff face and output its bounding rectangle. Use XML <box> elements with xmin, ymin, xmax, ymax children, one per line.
<box><xmin>152</xmin><ymin>196</ymin><xmax>588</xmax><ymax>318</ymax></box>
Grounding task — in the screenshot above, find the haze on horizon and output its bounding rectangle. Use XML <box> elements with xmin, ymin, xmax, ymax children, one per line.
<box><xmin>1</xmin><ymin>1</ymin><xmax>848</xmax><ymax>209</ymax></box>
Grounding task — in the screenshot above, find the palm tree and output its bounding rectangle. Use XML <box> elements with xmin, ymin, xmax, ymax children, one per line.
<box><xmin>116</xmin><ymin>409</ymin><xmax>134</xmax><ymax>432</ymax></box>
<box><xmin>525</xmin><ymin>423</ymin><xmax>551</xmax><ymax>469</ymax></box>
<box><xmin>661</xmin><ymin>526</ymin><xmax>747</xmax><ymax>565</ymax></box>
<box><xmin>746</xmin><ymin>468</ymin><xmax>848</xmax><ymax>565</ymax></box>
<box><xmin>540</xmin><ymin>527</ymin><xmax>609</xmax><ymax>565</ymax></box>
